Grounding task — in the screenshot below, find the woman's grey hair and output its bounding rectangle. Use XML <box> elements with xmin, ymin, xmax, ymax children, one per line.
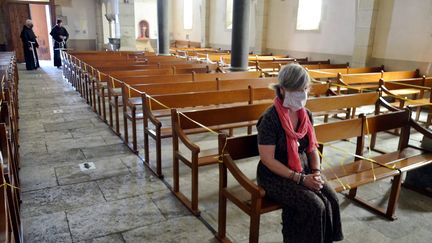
<box><xmin>271</xmin><ymin>63</ymin><xmax>311</xmax><ymax>99</ymax></box>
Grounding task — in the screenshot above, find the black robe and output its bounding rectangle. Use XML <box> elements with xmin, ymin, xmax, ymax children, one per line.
<box><xmin>50</xmin><ymin>25</ymin><xmax>69</xmax><ymax>67</ymax></box>
<box><xmin>20</xmin><ymin>25</ymin><xmax>40</xmax><ymax>70</ymax></box>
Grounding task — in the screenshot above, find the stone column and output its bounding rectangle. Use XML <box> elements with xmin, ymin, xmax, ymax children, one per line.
<box><xmin>119</xmin><ymin>0</ymin><xmax>136</xmax><ymax>50</ymax></box>
<box><xmin>157</xmin><ymin>0</ymin><xmax>170</xmax><ymax>55</ymax></box>
<box><xmin>230</xmin><ymin>0</ymin><xmax>251</xmax><ymax>71</ymax></box>
<box><xmin>351</xmin><ymin>0</ymin><xmax>379</xmax><ymax>67</ymax></box>
<box><xmin>200</xmin><ymin>0</ymin><xmax>211</xmax><ymax>48</ymax></box>
<box><xmin>253</xmin><ymin>0</ymin><xmax>268</xmax><ymax>55</ymax></box>
<box><xmin>95</xmin><ymin>0</ymin><xmax>104</xmax><ymax>50</ymax></box>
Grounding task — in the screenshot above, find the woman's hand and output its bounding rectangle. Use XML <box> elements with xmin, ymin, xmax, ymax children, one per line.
<box><xmin>303</xmin><ymin>172</ymin><xmax>324</xmax><ymax>191</ymax></box>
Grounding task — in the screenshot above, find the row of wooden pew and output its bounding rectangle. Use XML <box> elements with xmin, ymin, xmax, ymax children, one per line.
<box><xmin>0</xmin><ymin>52</ymin><xmax>21</xmax><ymax>243</ymax></box>
<box><xmin>62</xmin><ymin>50</ymin><xmax>432</xmax><ymax>243</ymax></box>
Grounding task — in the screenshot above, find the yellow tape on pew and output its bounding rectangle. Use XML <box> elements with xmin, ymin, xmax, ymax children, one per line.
<box><xmin>316</xmin><ymin>149</ymin><xmax>351</xmax><ymax>191</ymax></box>
<box><xmin>331</xmin><ymin>82</ymin><xmax>432</xmax><ymax>106</ymax></box>
<box><xmin>146</xmin><ymin>94</ymin><xmax>170</xmax><ymax>110</ymax></box>
<box><xmin>318</xmin><ymin>142</ymin><xmax>397</xmax><ymax>172</ymax></box>
<box><xmin>385</xmin><ymin>81</ymin><xmax>431</xmax><ymax>90</ymax></box>
<box><xmin>0</xmin><ymin>182</ymin><xmax>20</xmax><ymax>190</ymax></box>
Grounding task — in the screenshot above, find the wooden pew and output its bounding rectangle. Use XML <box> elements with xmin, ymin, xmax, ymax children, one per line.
<box><xmin>0</xmin><ymin>123</ymin><xmax>21</xmax><ymax>243</ymax></box>
<box><xmin>216</xmin><ymin>109</ymin><xmax>432</xmax><ymax>243</ymax></box>
<box><xmin>0</xmin><ymin>52</ymin><xmax>21</xmax><ymax>243</ymax></box>
<box><xmin>138</xmin><ymin>87</ymin><xmax>275</xmax><ymax>177</ymax></box>
<box><xmin>118</xmin><ymin>76</ymin><xmax>276</xmax><ymax>140</ymax></box>
<box><xmin>121</xmin><ymin>81</ymin><xmax>328</xmax><ymax>162</ymax></box>
<box><xmin>307</xmin><ymin>66</ymin><xmax>384</xmax><ymax>80</ymax></box>
<box><xmin>171</xmin><ymin>103</ymin><xmax>272</xmax><ymax>215</ymax></box>
<box><xmin>90</xmin><ymin>65</ymin><xmax>236</xmax><ymax>123</ymax></box>
<box><xmin>104</xmin><ymin>72</ymin><xmax>267</xmax><ymax>133</ymax></box>
<box><xmin>83</xmin><ymin>63</ymin><xmax>218</xmax><ymax>104</ymax></box>
<box><xmin>378</xmin><ymin>77</ymin><xmax>432</xmax><ymax>126</ymax></box>
<box><xmin>336</xmin><ymin>69</ymin><xmax>420</xmax><ymax>93</ymax></box>
<box><xmin>306</xmin><ymin>92</ymin><xmax>380</xmax><ymax>121</ymax></box>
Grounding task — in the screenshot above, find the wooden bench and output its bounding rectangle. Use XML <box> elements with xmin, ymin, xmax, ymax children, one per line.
<box><xmin>171</xmin><ymin>40</ymin><xmax>201</xmax><ymax>48</ymax></box>
<box><xmin>307</xmin><ymin>92</ymin><xmax>380</xmax><ymax>121</ymax></box>
<box><xmin>138</xmin><ymin>87</ymin><xmax>275</xmax><ymax>177</ymax></box>
<box><xmin>119</xmin><ymin>76</ymin><xmax>277</xmax><ymax>145</ymax></box>
<box><xmin>302</xmin><ymin>63</ymin><xmax>349</xmax><ymax>70</ymax></box>
<box><xmin>0</xmin><ymin>123</ymin><xmax>21</xmax><ymax>242</ymax></box>
<box><xmin>139</xmin><ymin>81</ymin><xmax>334</xmax><ymax>164</ymax></box>
<box><xmin>106</xmin><ymin>73</ymin><xmax>268</xmax><ymax>135</ymax></box>
<box><xmin>336</xmin><ymin>69</ymin><xmax>420</xmax><ymax>93</ymax></box>
<box><xmin>0</xmin><ymin>52</ymin><xmax>21</xmax><ymax>242</ymax></box>
<box><xmin>378</xmin><ymin>77</ymin><xmax>432</xmax><ymax>126</ymax></box>
<box><xmin>83</xmin><ymin>63</ymin><xmax>218</xmax><ymax>106</ymax></box>
<box><xmin>171</xmin><ymin>103</ymin><xmax>273</xmax><ymax>215</ymax></box>
<box><xmin>216</xmin><ymin>109</ymin><xmax>432</xmax><ymax>243</ymax></box>
<box><xmin>307</xmin><ymin>66</ymin><xmax>384</xmax><ymax>80</ymax></box>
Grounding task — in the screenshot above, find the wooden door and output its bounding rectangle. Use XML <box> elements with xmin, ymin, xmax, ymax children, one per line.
<box><xmin>4</xmin><ymin>3</ymin><xmax>30</xmax><ymax>63</ymax></box>
<box><xmin>30</xmin><ymin>4</ymin><xmax>51</xmax><ymax>60</ymax></box>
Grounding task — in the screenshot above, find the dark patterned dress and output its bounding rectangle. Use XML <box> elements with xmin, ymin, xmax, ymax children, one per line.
<box><xmin>257</xmin><ymin>106</ymin><xmax>343</xmax><ymax>243</ymax></box>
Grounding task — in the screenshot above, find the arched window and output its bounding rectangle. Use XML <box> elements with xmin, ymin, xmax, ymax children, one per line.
<box><xmin>296</xmin><ymin>0</ymin><xmax>323</xmax><ymax>30</ymax></box>
<box><xmin>183</xmin><ymin>0</ymin><xmax>193</xmax><ymax>30</ymax></box>
<box><xmin>226</xmin><ymin>0</ymin><xmax>233</xmax><ymax>30</ymax></box>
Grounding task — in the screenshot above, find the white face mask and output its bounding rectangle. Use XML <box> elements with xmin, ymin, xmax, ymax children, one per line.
<box><xmin>283</xmin><ymin>90</ymin><xmax>308</xmax><ymax>111</ymax></box>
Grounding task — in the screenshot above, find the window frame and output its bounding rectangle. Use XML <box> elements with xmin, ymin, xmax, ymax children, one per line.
<box><xmin>226</xmin><ymin>0</ymin><xmax>233</xmax><ymax>30</ymax></box>
<box><xmin>183</xmin><ymin>0</ymin><xmax>193</xmax><ymax>30</ymax></box>
<box><xmin>296</xmin><ymin>0</ymin><xmax>323</xmax><ymax>31</ymax></box>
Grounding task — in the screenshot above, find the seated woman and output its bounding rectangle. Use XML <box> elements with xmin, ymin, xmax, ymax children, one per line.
<box><xmin>257</xmin><ymin>64</ymin><xmax>343</xmax><ymax>243</ymax></box>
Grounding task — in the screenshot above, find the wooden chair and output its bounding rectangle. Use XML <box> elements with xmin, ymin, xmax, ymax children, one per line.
<box><xmin>171</xmin><ymin>103</ymin><xmax>272</xmax><ymax>215</ymax></box>
<box><xmin>217</xmin><ymin>133</ymin><xmax>281</xmax><ymax>243</ymax></box>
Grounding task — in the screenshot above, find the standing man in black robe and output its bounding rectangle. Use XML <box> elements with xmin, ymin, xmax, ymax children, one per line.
<box><xmin>50</xmin><ymin>19</ymin><xmax>69</xmax><ymax>68</ymax></box>
<box><xmin>20</xmin><ymin>19</ymin><xmax>40</xmax><ymax>70</ymax></box>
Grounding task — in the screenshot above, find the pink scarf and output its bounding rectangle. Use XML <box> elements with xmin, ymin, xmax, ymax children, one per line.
<box><xmin>274</xmin><ymin>98</ymin><xmax>318</xmax><ymax>172</ymax></box>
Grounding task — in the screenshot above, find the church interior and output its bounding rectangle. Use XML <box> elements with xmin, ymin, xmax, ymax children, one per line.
<box><xmin>0</xmin><ymin>0</ymin><xmax>431</xmax><ymax>242</ymax></box>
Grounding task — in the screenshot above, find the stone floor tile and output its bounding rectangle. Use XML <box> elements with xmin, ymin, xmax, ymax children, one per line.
<box><xmin>122</xmin><ymin>216</ymin><xmax>217</xmax><ymax>243</ymax></box>
<box><xmin>46</xmin><ymin>136</ymin><xmax>107</xmax><ymax>153</ymax></box>
<box><xmin>77</xmin><ymin>234</ymin><xmax>125</xmax><ymax>243</ymax></box>
<box><xmin>44</xmin><ymin>119</ymin><xmax>94</xmax><ymax>132</ymax></box>
<box><xmin>68</xmin><ymin>195</ymin><xmax>164</xmax><ymax>242</ymax></box>
<box><xmin>21</xmin><ymin>181</ymin><xmax>106</xmax><ymax>217</ymax></box>
<box><xmin>20</xmin><ymin>165</ymin><xmax>58</xmax><ymax>192</ymax></box>
<box><xmin>21</xmin><ymin>148</ymin><xmax>86</xmax><ymax>167</ymax></box>
<box><xmin>55</xmin><ymin>157</ymin><xmax>131</xmax><ymax>185</ymax></box>
<box><xmin>149</xmin><ymin>191</ymin><xmax>191</xmax><ymax>219</ymax></box>
<box><xmin>81</xmin><ymin>143</ymin><xmax>131</xmax><ymax>159</ymax></box>
<box><xmin>23</xmin><ymin>211</ymin><xmax>72</xmax><ymax>243</ymax></box>
<box><xmin>96</xmin><ymin>172</ymin><xmax>165</xmax><ymax>201</ymax></box>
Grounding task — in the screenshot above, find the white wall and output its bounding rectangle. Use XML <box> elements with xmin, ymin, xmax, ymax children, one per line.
<box><xmin>208</xmin><ymin>0</ymin><xmax>256</xmax><ymax>49</ymax></box>
<box><xmin>265</xmin><ymin>0</ymin><xmax>356</xmax><ymax>56</ymax></box>
<box><xmin>171</xmin><ymin>0</ymin><xmax>202</xmax><ymax>42</ymax></box>
<box><xmin>60</xmin><ymin>0</ymin><xmax>97</xmax><ymax>40</ymax></box>
<box><xmin>209</xmin><ymin>0</ymin><xmax>230</xmax><ymax>47</ymax></box>
<box><xmin>373</xmin><ymin>0</ymin><xmax>432</xmax><ymax>63</ymax></box>
<box><xmin>134</xmin><ymin>0</ymin><xmax>158</xmax><ymax>39</ymax></box>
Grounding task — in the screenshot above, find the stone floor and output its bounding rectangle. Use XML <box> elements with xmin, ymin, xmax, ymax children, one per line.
<box><xmin>20</xmin><ymin>61</ymin><xmax>432</xmax><ymax>242</ymax></box>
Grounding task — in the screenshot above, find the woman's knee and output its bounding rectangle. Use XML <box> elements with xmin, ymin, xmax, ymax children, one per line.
<box><xmin>303</xmin><ymin>192</ymin><xmax>326</xmax><ymax>214</ymax></box>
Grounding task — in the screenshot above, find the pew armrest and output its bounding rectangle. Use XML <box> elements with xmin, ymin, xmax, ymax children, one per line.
<box><xmin>223</xmin><ymin>154</ymin><xmax>266</xmax><ymax>198</ymax></box>
<box><xmin>176</xmin><ymin>125</ymin><xmax>200</xmax><ymax>154</ymax></box>
<box><xmin>378</xmin><ymin>97</ymin><xmax>400</xmax><ymax>112</ymax></box>
<box><xmin>410</xmin><ymin>118</ymin><xmax>432</xmax><ymax>140</ymax></box>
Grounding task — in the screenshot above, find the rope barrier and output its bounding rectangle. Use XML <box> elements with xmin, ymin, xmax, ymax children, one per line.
<box><xmin>316</xmin><ymin>149</ymin><xmax>350</xmax><ymax>190</ymax></box>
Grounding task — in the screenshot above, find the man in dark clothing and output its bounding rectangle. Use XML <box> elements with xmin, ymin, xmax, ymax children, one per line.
<box><xmin>20</xmin><ymin>19</ymin><xmax>40</xmax><ymax>70</ymax></box>
<box><xmin>50</xmin><ymin>19</ymin><xmax>69</xmax><ymax>68</ymax></box>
